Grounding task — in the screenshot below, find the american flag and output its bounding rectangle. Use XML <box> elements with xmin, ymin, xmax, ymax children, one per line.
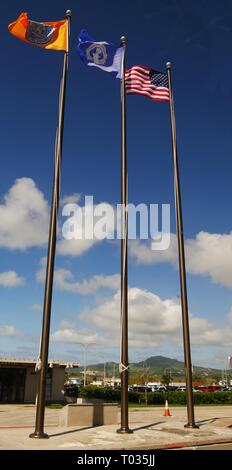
<box><xmin>125</xmin><ymin>65</ymin><xmax>169</xmax><ymax>102</ymax></box>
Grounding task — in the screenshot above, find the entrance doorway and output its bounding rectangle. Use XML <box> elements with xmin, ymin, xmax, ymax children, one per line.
<box><xmin>0</xmin><ymin>368</ymin><xmax>26</xmax><ymax>402</ymax></box>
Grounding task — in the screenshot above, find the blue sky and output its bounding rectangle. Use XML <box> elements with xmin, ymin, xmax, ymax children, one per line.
<box><xmin>0</xmin><ymin>0</ymin><xmax>232</xmax><ymax>369</ymax></box>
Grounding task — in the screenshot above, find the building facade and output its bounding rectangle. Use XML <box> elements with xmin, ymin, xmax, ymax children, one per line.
<box><xmin>0</xmin><ymin>358</ymin><xmax>79</xmax><ymax>403</ymax></box>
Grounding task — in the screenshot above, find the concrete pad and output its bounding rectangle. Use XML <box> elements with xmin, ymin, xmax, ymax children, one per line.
<box><xmin>0</xmin><ymin>405</ymin><xmax>232</xmax><ymax>450</ymax></box>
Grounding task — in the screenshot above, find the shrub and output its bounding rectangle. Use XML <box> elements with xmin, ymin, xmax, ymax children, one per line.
<box><xmin>74</xmin><ymin>387</ymin><xmax>232</xmax><ymax>405</ymax></box>
<box><xmin>64</xmin><ymin>385</ymin><xmax>79</xmax><ymax>397</ymax></box>
<box><xmin>78</xmin><ymin>386</ymin><xmax>120</xmax><ymax>402</ymax></box>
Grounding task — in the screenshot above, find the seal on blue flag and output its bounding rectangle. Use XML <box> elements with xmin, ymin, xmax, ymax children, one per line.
<box><xmin>86</xmin><ymin>43</ymin><xmax>108</xmax><ymax>65</ymax></box>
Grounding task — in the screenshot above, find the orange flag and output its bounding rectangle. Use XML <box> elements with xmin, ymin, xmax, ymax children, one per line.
<box><xmin>8</xmin><ymin>12</ymin><xmax>67</xmax><ymax>51</ymax></box>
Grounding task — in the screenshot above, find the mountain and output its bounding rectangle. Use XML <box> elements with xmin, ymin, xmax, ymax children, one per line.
<box><xmin>75</xmin><ymin>355</ymin><xmax>221</xmax><ymax>377</ymax></box>
<box><xmin>130</xmin><ymin>356</ymin><xmax>220</xmax><ymax>376</ymax></box>
<box><xmin>134</xmin><ymin>356</ymin><xmax>186</xmax><ymax>369</ymax></box>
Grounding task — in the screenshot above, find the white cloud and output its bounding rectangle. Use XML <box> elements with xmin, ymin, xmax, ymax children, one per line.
<box><xmin>185</xmin><ymin>231</ymin><xmax>232</xmax><ymax>287</ymax></box>
<box><xmin>30</xmin><ymin>303</ymin><xmax>42</xmax><ymax>312</ymax></box>
<box><xmin>61</xmin><ymin>193</ymin><xmax>82</xmax><ymax>205</ymax></box>
<box><xmin>57</xmin><ymin>238</ymin><xmax>100</xmax><ymax>257</ymax></box>
<box><xmin>35</xmin><ymin>257</ymin><xmax>47</xmax><ymax>283</ymax></box>
<box><xmin>129</xmin><ymin>231</ymin><xmax>232</xmax><ymax>288</ymax></box>
<box><xmin>51</xmin><ymin>287</ymin><xmax>232</xmax><ymax>349</ymax></box>
<box><xmin>54</xmin><ymin>270</ymin><xmax>120</xmax><ymax>294</ymax></box>
<box><xmin>51</xmin><ymin>326</ymin><xmax>98</xmax><ymax>345</ymax></box>
<box><xmin>0</xmin><ymin>179</ymin><xmax>115</xmax><ymax>257</ymax></box>
<box><xmin>36</xmin><ymin>258</ymin><xmax>120</xmax><ymax>295</ymax></box>
<box><xmin>58</xmin><ymin>202</ymin><xmax>115</xmax><ymax>257</ymax></box>
<box><xmin>0</xmin><ymin>178</ymin><xmax>49</xmax><ymax>250</ymax></box>
<box><xmin>129</xmin><ymin>234</ymin><xmax>178</xmax><ymax>265</ymax></box>
<box><xmin>0</xmin><ymin>271</ymin><xmax>25</xmax><ymax>287</ymax></box>
<box><xmin>0</xmin><ymin>325</ymin><xmax>19</xmax><ymax>336</ymax></box>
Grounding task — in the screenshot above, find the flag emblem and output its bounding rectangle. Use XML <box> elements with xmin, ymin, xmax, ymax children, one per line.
<box><xmin>26</xmin><ymin>21</ymin><xmax>56</xmax><ymax>45</ymax></box>
<box><xmin>8</xmin><ymin>12</ymin><xmax>68</xmax><ymax>51</ymax></box>
<box><xmin>77</xmin><ymin>29</ymin><xmax>123</xmax><ymax>78</ymax></box>
<box><xmin>86</xmin><ymin>43</ymin><xmax>108</xmax><ymax>65</ymax></box>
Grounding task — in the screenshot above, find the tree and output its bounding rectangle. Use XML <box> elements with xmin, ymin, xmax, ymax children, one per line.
<box><xmin>160</xmin><ymin>373</ymin><xmax>171</xmax><ymax>386</ymax></box>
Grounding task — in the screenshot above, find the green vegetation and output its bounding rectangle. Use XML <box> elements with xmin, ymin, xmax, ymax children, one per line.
<box><xmin>78</xmin><ymin>385</ymin><xmax>121</xmax><ymax>402</ymax></box>
<box><xmin>45</xmin><ymin>403</ymin><xmax>64</xmax><ymax>409</ymax></box>
<box><xmin>73</xmin><ymin>386</ymin><xmax>232</xmax><ymax>405</ymax></box>
<box><xmin>160</xmin><ymin>374</ymin><xmax>173</xmax><ymax>386</ymax></box>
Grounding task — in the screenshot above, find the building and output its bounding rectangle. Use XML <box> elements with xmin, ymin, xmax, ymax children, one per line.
<box><xmin>0</xmin><ymin>358</ymin><xmax>79</xmax><ymax>403</ymax></box>
<box><xmin>66</xmin><ymin>377</ymin><xmax>82</xmax><ymax>386</ymax></box>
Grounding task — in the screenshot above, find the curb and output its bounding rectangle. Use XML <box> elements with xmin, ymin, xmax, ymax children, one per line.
<box><xmin>109</xmin><ymin>436</ymin><xmax>232</xmax><ymax>450</ymax></box>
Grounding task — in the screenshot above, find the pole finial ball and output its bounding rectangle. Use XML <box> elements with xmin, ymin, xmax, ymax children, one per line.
<box><xmin>120</xmin><ymin>36</ymin><xmax>126</xmax><ymax>45</ymax></box>
<box><xmin>166</xmin><ymin>62</ymin><xmax>172</xmax><ymax>69</ymax></box>
<box><xmin>66</xmin><ymin>10</ymin><xmax>72</xmax><ymax>18</ymax></box>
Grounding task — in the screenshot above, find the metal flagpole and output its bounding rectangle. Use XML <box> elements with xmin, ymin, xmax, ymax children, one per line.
<box><xmin>30</xmin><ymin>10</ymin><xmax>72</xmax><ymax>439</ymax></box>
<box><xmin>166</xmin><ymin>62</ymin><xmax>199</xmax><ymax>429</ymax></box>
<box><xmin>117</xmin><ymin>36</ymin><xmax>133</xmax><ymax>434</ymax></box>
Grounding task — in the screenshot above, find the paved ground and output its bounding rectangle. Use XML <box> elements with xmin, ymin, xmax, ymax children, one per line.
<box><xmin>0</xmin><ymin>404</ymin><xmax>232</xmax><ymax>450</ymax></box>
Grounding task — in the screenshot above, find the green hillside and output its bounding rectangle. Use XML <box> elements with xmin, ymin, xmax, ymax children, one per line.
<box><xmin>74</xmin><ymin>355</ymin><xmax>222</xmax><ymax>378</ymax></box>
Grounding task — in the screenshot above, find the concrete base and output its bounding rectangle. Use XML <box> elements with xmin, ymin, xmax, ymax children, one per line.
<box><xmin>65</xmin><ymin>396</ymin><xmax>77</xmax><ymax>404</ymax></box>
<box><xmin>59</xmin><ymin>402</ymin><xmax>118</xmax><ymax>427</ymax></box>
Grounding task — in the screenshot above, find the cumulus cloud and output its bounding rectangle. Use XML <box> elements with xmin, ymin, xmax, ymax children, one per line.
<box><xmin>57</xmin><ymin>238</ymin><xmax>100</xmax><ymax>257</ymax></box>
<box><xmin>36</xmin><ymin>258</ymin><xmax>120</xmax><ymax>295</ymax></box>
<box><xmin>185</xmin><ymin>231</ymin><xmax>232</xmax><ymax>287</ymax></box>
<box><xmin>51</xmin><ymin>287</ymin><xmax>232</xmax><ymax>349</ymax></box>
<box><xmin>79</xmin><ymin>288</ymin><xmax>182</xmax><ymax>348</ymax></box>
<box><xmin>0</xmin><ymin>325</ymin><xmax>19</xmax><ymax>336</ymax></box>
<box><xmin>130</xmin><ymin>231</ymin><xmax>232</xmax><ymax>288</ymax></box>
<box><xmin>35</xmin><ymin>257</ymin><xmax>47</xmax><ymax>283</ymax></box>
<box><xmin>54</xmin><ymin>270</ymin><xmax>120</xmax><ymax>294</ymax></box>
<box><xmin>30</xmin><ymin>303</ymin><xmax>42</xmax><ymax>312</ymax></box>
<box><xmin>0</xmin><ymin>178</ymin><xmax>49</xmax><ymax>250</ymax></box>
<box><xmin>0</xmin><ymin>179</ymin><xmax>115</xmax><ymax>257</ymax></box>
<box><xmin>58</xmin><ymin>201</ymin><xmax>115</xmax><ymax>257</ymax></box>
<box><xmin>61</xmin><ymin>193</ymin><xmax>82</xmax><ymax>205</ymax></box>
<box><xmin>0</xmin><ymin>271</ymin><xmax>25</xmax><ymax>287</ymax></box>
<box><xmin>51</xmin><ymin>325</ymin><xmax>98</xmax><ymax>345</ymax></box>
<box><xmin>129</xmin><ymin>234</ymin><xmax>178</xmax><ymax>265</ymax></box>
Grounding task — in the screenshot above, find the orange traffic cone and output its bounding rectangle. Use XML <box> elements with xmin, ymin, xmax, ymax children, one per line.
<box><xmin>163</xmin><ymin>399</ymin><xmax>171</xmax><ymax>416</ymax></box>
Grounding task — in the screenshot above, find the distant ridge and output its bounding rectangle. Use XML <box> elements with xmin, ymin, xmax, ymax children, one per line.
<box><xmin>76</xmin><ymin>355</ymin><xmax>220</xmax><ymax>376</ymax></box>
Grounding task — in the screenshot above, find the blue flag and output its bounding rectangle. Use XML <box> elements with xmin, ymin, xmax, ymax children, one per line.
<box><xmin>77</xmin><ymin>30</ymin><xmax>123</xmax><ymax>78</ymax></box>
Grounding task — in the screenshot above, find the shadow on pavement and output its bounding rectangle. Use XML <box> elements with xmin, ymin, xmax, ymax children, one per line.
<box><xmin>49</xmin><ymin>426</ymin><xmax>94</xmax><ymax>438</ymax></box>
<box><xmin>195</xmin><ymin>418</ymin><xmax>218</xmax><ymax>426</ymax></box>
<box><xmin>132</xmin><ymin>421</ymin><xmax>165</xmax><ymax>431</ymax></box>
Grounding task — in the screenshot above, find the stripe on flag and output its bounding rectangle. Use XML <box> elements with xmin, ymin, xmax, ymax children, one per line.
<box><xmin>125</xmin><ymin>65</ymin><xmax>169</xmax><ymax>102</ymax></box>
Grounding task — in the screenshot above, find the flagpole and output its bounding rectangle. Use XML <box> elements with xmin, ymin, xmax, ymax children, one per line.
<box><xmin>166</xmin><ymin>62</ymin><xmax>199</xmax><ymax>429</ymax></box>
<box><xmin>30</xmin><ymin>10</ymin><xmax>71</xmax><ymax>439</ymax></box>
<box><xmin>117</xmin><ymin>36</ymin><xmax>133</xmax><ymax>434</ymax></box>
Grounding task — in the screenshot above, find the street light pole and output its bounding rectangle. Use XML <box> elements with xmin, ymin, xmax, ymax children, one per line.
<box><xmin>104</xmin><ymin>362</ymin><xmax>106</xmax><ymax>386</ymax></box>
<box><xmin>76</xmin><ymin>342</ymin><xmax>95</xmax><ymax>387</ymax></box>
<box><xmin>83</xmin><ymin>347</ymin><xmax>87</xmax><ymax>387</ymax></box>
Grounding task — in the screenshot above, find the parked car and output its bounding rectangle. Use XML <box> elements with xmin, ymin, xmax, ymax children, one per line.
<box><xmin>130</xmin><ymin>386</ymin><xmax>152</xmax><ymax>393</ymax></box>
<box><xmin>153</xmin><ymin>386</ymin><xmax>167</xmax><ymax>392</ymax></box>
